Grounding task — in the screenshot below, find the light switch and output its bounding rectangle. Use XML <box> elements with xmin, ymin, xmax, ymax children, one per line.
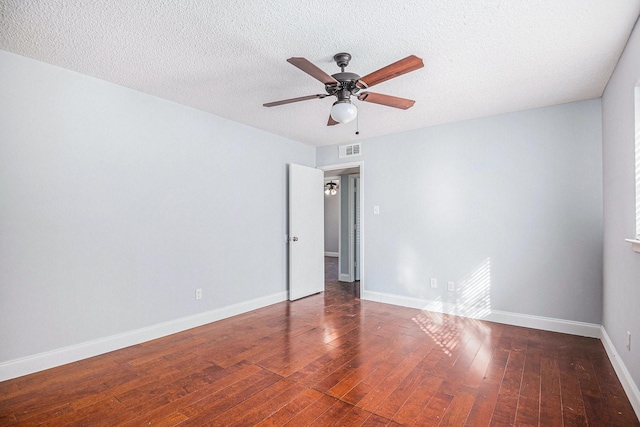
<box><xmin>374</xmin><ymin>205</ymin><xmax>380</xmax><ymax>215</ymax></box>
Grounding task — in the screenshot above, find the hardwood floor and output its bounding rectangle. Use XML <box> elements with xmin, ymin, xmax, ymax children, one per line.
<box><xmin>1</xmin><ymin>257</ymin><xmax>638</xmax><ymax>426</ymax></box>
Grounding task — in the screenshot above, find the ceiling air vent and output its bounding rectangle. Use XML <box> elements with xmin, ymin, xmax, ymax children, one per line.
<box><xmin>338</xmin><ymin>143</ymin><xmax>361</xmax><ymax>158</ymax></box>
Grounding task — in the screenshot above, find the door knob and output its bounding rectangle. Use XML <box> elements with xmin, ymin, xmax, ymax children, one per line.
<box><xmin>292</xmin><ymin>236</ymin><xmax>299</xmax><ymax>241</ymax></box>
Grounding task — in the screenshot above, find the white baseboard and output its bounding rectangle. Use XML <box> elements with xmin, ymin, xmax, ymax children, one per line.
<box><xmin>361</xmin><ymin>290</ymin><xmax>601</xmax><ymax>338</ymax></box>
<box><xmin>484</xmin><ymin>310</ymin><xmax>601</xmax><ymax>338</ymax></box>
<box><xmin>600</xmin><ymin>327</ymin><xmax>640</xmax><ymax>418</ymax></box>
<box><xmin>0</xmin><ymin>291</ymin><xmax>287</xmax><ymax>382</ymax></box>
<box><xmin>324</xmin><ymin>251</ymin><xmax>339</xmax><ymax>257</ymax></box>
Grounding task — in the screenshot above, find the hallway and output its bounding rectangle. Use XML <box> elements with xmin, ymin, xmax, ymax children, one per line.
<box><xmin>324</xmin><ymin>256</ymin><xmax>359</xmax><ymax>300</ymax></box>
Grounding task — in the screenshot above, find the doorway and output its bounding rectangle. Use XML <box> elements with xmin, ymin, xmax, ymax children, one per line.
<box><xmin>321</xmin><ymin>162</ymin><xmax>364</xmax><ymax>297</ymax></box>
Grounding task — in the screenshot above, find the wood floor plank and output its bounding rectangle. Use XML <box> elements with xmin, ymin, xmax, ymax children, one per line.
<box><xmin>489</xmin><ymin>394</ymin><xmax>519</xmax><ymax>426</ymax></box>
<box><xmin>176</xmin><ymin>369</ymin><xmax>282</xmax><ymax>426</ymax></box>
<box><xmin>254</xmin><ymin>387</ymin><xmax>325</xmax><ymax>426</ymax></box>
<box><xmin>312</xmin><ymin>334</ymin><xmax>389</xmax><ymax>394</ymax></box>
<box><xmin>539</xmin><ymin>354</ymin><xmax>564</xmax><ymax>427</ymax></box>
<box><xmin>392</xmin><ymin>372</ymin><xmax>444</xmax><ymax>425</ymax></box>
<box><xmin>435</xmin><ymin>387</ymin><xmax>476</xmax><ymax>426</ymax></box>
<box><xmin>307</xmin><ymin>398</ymin><xmax>354</xmax><ymax>426</ymax></box>
<box><xmin>499</xmin><ymin>347</ymin><xmax>526</xmax><ymax>398</ymax></box>
<box><xmin>361</xmin><ymin>412</ymin><xmax>393</xmax><ymax>426</ymax></box>
<box><xmin>464</xmin><ymin>378</ymin><xmax>502</xmax><ymax>427</ymax></box>
<box><xmin>57</xmin><ymin>398</ymin><xmax>126</xmax><ymax>427</ymax></box>
<box><xmin>372</xmin><ymin>346</ymin><xmax>443</xmax><ymax>420</ymax></box>
<box><xmin>583</xmin><ymin>394</ymin><xmax>612</xmax><ymax>427</ymax></box>
<box><xmin>286</xmin><ymin>340</ymin><xmax>363</xmax><ymax>386</ymax></box>
<box><xmin>514</xmin><ymin>396</ymin><xmax>539</xmax><ymax>427</ymax></box>
<box><xmin>10</xmin><ymin>368</ymin><xmax>140</xmax><ymax>425</ymax></box>
<box><xmin>337</xmin><ymin>334</ymin><xmax>426</xmax><ymax>406</ymax></box>
<box><xmin>336</xmin><ymin>405</ymin><xmax>376</xmax><ymax>425</ymax></box>
<box><xmin>322</xmin><ymin>336</ymin><xmax>395</xmax><ymax>398</ymax></box>
<box><xmin>209</xmin><ymin>378</ymin><xmax>303</xmax><ymax>427</ymax></box>
<box><xmin>281</xmin><ymin>394</ymin><xmax>340</xmax><ymax>426</ymax></box>
<box><xmin>117</xmin><ymin>360</ymin><xmax>261</xmax><ymax>427</ymax></box>
<box><xmin>462</xmin><ymin>331</ymin><xmax>502</xmax><ymax>390</ymax></box>
<box><xmin>414</xmin><ymin>390</ymin><xmax>453</xmax><ymax>426</ymax></box>
<box><xmin>355</xmin><ymin>339</ymin><xmax>434</xmax><ymax>413</ymax></box>
<box><xmin>0</xmin><ymin>257</ymin><xmax>637</xmax><ymax>426</ymax></box>
<box><xmin>515</xmin><ymin>338</ymin><xmax>541</xmax><ymax>427</ymax></box>
<box><xmin>558</xmin><ymin>340</ymin><xmax>588</xmax><ymax>426</ymax></box>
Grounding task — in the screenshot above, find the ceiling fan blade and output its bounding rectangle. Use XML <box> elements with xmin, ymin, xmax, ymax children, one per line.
<box><xmin>327</xmin><ymin>114</ymin><xmax>339</xmax><ymax>126</ymax></box>
<box><xmin>358</xmin><ymin>92</ymin><xmax>416</xmax><ymax>109</ymax></box>
<box><xmin>358</xmin><ymin>55</ymin><xmax>424</xmax><ymax>88</ymax></box>
<box><xmin>263</xmin><ymin>94</ymin><xmax>327</xmax><ymax>107</ymax></box>
<box><xmin>287</xmin><ymin>57</ymin><xmax>339</xmax><ymax>86</ymax></box>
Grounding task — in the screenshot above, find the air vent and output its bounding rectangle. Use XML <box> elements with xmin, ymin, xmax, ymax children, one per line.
<box><xmin>339</xmin><ymin>143</ymin><xmax>361</xmax><ymax>158</ymax></box>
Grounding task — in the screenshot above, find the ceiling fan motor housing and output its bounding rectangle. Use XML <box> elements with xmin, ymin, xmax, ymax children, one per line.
<box><xmin>325</xmin><ymin>53</ymin><xmax>363</xmax><ymax>99</ymax></box>
<box><xmin>326</xmin><ymin>72</ymin><xmax>361</xmax><ymax>97</ymax></box>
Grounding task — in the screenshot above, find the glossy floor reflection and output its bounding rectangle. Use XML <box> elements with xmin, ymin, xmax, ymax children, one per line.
<box><xmin>1</xmin><ymin>258</ymin><xmax>638</xmax><ymax>426</ymax></box>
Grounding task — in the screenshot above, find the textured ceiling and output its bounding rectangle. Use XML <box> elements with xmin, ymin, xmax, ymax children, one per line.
<box><xmin>1</xmin><ymin>1</ymin><xmax>639</xmax><ymax>146</ymax></box>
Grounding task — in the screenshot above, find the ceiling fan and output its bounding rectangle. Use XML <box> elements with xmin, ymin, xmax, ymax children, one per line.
<box><xmin>263</xmin><ymin>53</ymin><xmax>424</xmax><ymax>126</ymax></box>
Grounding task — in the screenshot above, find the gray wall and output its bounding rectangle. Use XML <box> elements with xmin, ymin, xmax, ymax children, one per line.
<box><xmin>323</xmin><ymin>180</ymin><xmax>339</xmax><ymax>253</ymax></box>
<box><xmin>318</xmin><ymin>99</ymin><xmax>603</xmax><ymax>324</ymax></box>
<box><xmin>0</xmin><ymin>50</ymin><xmax>315</xmax><ymax>363</ymax></box>
<box><xmin>602</xmin><ymin>19</ymin><xmax>640</xmax><ymax>390</ymax></box>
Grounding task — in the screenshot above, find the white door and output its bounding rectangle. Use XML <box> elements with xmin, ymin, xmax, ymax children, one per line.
<box><xmin>289</xmin><ymin>164</ymin><xmax>325</xmax><ymax>300</ymax></box>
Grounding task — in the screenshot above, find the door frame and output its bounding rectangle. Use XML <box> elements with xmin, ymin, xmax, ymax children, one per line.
<box><xmin>319</xmin><ymin>161</ymin><xmax>364</xmax><ymax>296</ymax></box>
<box><xmin>352</xmin><ymin>175</ymin><xmax>361</xmax><ymax>282</ymax></box>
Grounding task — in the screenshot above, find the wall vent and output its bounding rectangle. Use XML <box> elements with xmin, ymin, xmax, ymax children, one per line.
<box><xmin>339</xmin><ymin>143</ymin><xmax>361</xmax><ymax>158</ymax></box>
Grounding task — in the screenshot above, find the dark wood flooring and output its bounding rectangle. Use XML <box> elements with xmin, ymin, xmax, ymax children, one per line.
<box><xmin>1</xmin><ymin>257</ymin><xmax>637</xmax><ymax>426</ymax></box>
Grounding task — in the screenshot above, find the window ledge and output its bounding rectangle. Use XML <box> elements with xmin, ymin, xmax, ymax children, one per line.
<box><xmin>625</xmin><ymin>239</ymin><xmax>640</xmax><ymax>253</ymax></box>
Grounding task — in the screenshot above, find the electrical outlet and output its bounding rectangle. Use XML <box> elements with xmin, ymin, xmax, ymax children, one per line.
<box><xmin>430</xmin><ymin>278</ymin><xmax>437</xmax><ymax>289</ymax></box>
<box><xmin>447</xmin><ymin>281</ymin><xmax>455</xmax><ymax>292</ymax></box>
<box><xmin>627</xmin><ymin>331</ymin><xmax>631</xmax><ymax>351</ymax></box>
<box><xmin>195</xmin><ymin>288</ymin><xmax>202</xmax><ymax>300</ymax></box>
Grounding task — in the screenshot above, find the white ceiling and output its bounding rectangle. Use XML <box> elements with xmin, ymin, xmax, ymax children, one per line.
<box><xmin>1</xmin><ymin>1</ymin><xmax>639</xmax><ymax>147</ymax></box>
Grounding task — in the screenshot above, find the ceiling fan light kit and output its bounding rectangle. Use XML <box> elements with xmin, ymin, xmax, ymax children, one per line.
<box><xmin>330</xmin><ymin>100</ymin><xmax>357</xmax><ymax>124</ymax></box>
<box><xmin>264</xmin><ymin>52</ymin><xmax>424</xmax><ymax>126</ymax></box>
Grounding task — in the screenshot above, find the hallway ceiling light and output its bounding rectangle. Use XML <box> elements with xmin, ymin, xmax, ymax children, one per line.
<box><xmin>324</xmin><ymin>181</ymin><xmax>338</xmax><ymax>195</ymax></box>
